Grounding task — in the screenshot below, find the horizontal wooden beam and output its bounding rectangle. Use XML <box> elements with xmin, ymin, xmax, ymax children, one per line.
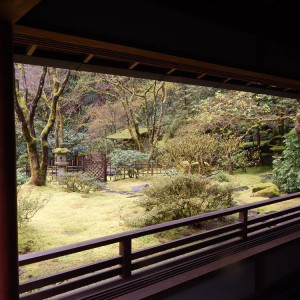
<box><xmin>12</xmin><ymin>25</ymin><xmax>300</xmax><ymax>91</ymax></box>
<box><xmin>13</xmin><ymin>54</ymin><xmax>300</xmax><ymax>99</ymax></box>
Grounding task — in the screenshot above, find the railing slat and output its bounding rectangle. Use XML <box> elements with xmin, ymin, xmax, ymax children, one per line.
<box><xmin>19</xmin><ymin>256</ymin><xmax>122</xmax><ymax>293</ymax></box>
<box><xmin>132</xmin><ymin>231</ymin><xmax>241</xmax><ymax>271</ymax></box>
<box><xmin>20</xmin><ymin>267</ymin><xmax>122</xmax><ymax>299</ymax></box>
<box><xmin>132</xmin><ymin>222</ymin><xmax>242</xmax><ymax>260</ymax></box>
<box><xmin>247</xmin><ymin>211</ymin><xmax>300</xmax><ymax>234</ymax></box>
<box><xmin>248</xmin><ymin>204</ymin><xmax>300</xmax><ymax>225</ymax></box>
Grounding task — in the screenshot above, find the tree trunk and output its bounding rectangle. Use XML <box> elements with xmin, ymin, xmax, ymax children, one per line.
<box><xmin>27</xmin><ymin>142</ymin><xmax>44</xmax><ymax>185</ymax></box>
<box><xmin>228</xmin><ymin>162</ymin><xmax>233</xmax><ymax>175</ymax></box>
<box><xmin>15</xmin><ymin>67</ymin><xmax>70</xmax><ymax>186</ymax></box>
<box><xmin>256</xmin><ymin>127</ymin><xmax>262</xmax><ymax>165</ymax></box>
<box><xmin>295</xmin><ymin>102</ymin><xmax>300</xmax><ymax>142</ymax></box>
<box><xmin>59</xmin><ymin>108</ymin><xmax>64</xmax><ymax>146</ymax></box>
<box><xmin>55</xmin><ymin>116</ymin><xmax>60</xmax><ymax>148</ymax></box>
<box><xmin>188</xmin><ymin>164</ymin><xmax>192</xmax><ymax>174</ymax></box>
<box><xmin>256</xmin><ymin>127</ymin><xmax>261</xmax><ymax>148</ymax></box>
<box><xmin>279</xmin><ymin>117</ymin><xmax>285</xmax><ymax>137</ymax></box>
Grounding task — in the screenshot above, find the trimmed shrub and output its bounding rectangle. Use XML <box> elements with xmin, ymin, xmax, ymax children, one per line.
<box><xmin>61</xmin><ymin>172</ymin><xmax>103</xmax><ymax>193</ymax></box>
<box><xmin>125</xmin><ymin>175</ymin><xmax>235</xmax><ymax>227</ymax></box>
<box><xmin>214</xmin><ymin>172</ymin><xmax>229</xmax><ymax>182</ymax></box>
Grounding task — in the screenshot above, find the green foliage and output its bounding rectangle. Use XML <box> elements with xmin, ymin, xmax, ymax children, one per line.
<box><xmin>214</xmin><ymin>172</ymin><xmax>229</xmax><ymax>182</ymax></box>
<box><xmin>17</xmin><ymin>153</ymin><xmax>28</xmax><ymax>167</ymax></box>
<box><xmin>108</xmin><ymin>149</ymin><xmax>148</xmax><ymax>178</ymax></box>
<box><xmin>231</xmin><ymin>151</ymin><xmax>251</xmax><ymax>172</ymax></box>
<box><xmin>17</xmin><ymin>169</ymin><xmax>29</xmax><ymax>185</ymax></box>
<box><xmin>61</xmin><ymin>172</ymin><xmax>102</xmax><ymax>193</ymax></box>
<box><xmin>164</xmin><ymin>168</ymin><xmax>178</xmax><ymax>178</ymax></box>
<box><xmin>269</xmin><ymin>135</ymin><xmax>283</xmax><ymax>145</ymax></box>
<box><xmin>125</xmin><ymin>175</ymin><xmax>235</xmax><ymax>226</ymax></box>
<box><xmin>160</xmin><ymin>134</ymin><xmax>220</xmax><ymax>175</ymax></box>
<box><xmin>273</xmin><ymin>129</ymin><xmax>300</xmax><ymax>193</ymax></box>
<box><xmin>17</xmin><ymin>187</ymin><xmax>50</xmax><ymax>227</ymax></box>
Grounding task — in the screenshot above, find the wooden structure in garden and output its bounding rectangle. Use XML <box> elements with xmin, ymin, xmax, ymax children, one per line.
<box><xmin>1</xmin><ymin>1</ymin><xmax>300</xmax><ymax>299</ymax></box>
<box><xmin>106</xmin><ymin>128</ymin><xmax>149</xmax><ymax>151</ymax></box>
<box><xmin>84</xmin><ymin>153</ymin><xmax>107</xmax><ymax>181</ymax></box>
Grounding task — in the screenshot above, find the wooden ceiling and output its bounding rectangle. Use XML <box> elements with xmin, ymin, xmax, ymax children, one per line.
<box><xmin>2</xmin><ymin>0</ymin><xmax>300</xmax><ymax>98</ymax></box>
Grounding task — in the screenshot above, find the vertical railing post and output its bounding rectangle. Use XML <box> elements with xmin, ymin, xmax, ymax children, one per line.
<box><xmin>119</xmin><ymin>238</ymin><xmax>132</xmax><ymax>278</ymax></box>
<box><xmin>239</xmin><ymin>210</ymin><xmax>248</xmax><ymax>239</ymax></box>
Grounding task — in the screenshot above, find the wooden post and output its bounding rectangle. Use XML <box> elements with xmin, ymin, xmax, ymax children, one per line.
<box><xmin>119</xmin><ymin>239</ymin><xmax>132</xmax><ymax>278</ymax></box>
<box><xmin>103</xmin><ymin>154</ymin><xmax>107</xmax><ymax>182</ymax></box>
<box><xmin>0</xmin><ymin>20</ymin><xmax>19</xmax><ymax>300</ymax></box>
<box><xmin>151</xmin><ymin>162</ymin><xmax>154</xmax><ymax>176</ymax></box>
<box><xmin>239</xmin><ymin>210</ymin><xmax>248</xmax><ymax>239</ymax></box>
<box><xmin>254</xmin><ymin>255</ymin><xmax>264</xmax><ymax>293</ymax></box>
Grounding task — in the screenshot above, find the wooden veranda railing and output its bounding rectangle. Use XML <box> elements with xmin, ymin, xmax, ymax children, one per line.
<box><xmin>19</xmin><ymin>193</ymin><xmax>300</xmax><ymax>299</ymax></box>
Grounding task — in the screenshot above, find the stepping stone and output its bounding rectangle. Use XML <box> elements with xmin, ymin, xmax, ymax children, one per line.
<box><xmin>234</xmin><ymin>186</ymin><xmax>249</xmax><ymax>191</ymax></box>
<box><xmin>259</xmin><ymin>174</ymin><xmax>272</xmax><ymax>179</ymax></box>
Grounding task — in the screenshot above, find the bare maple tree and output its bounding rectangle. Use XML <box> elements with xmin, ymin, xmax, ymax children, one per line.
<box><xmin>14</xmin><ymin>64</ymin><xmax>70</xmax><ymax>185</ymax></box>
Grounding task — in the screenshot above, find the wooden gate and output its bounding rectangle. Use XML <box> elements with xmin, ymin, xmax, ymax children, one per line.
<box><xmin>84</xmin><ymin>153</ymin><xmax>107</xmax><ymax>181</ymax></box>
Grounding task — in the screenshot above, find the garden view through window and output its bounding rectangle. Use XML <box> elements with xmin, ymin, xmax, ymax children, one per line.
<box><xmin>15</xmin><ymin>63</ymin><xmax>300</xmax><ymax>281</ymax></box>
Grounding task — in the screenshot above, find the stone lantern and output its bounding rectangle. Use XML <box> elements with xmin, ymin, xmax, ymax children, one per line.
<box><xmin>52</xmin><ymin>147</ymin><xmax>70</xmax><ymax>184</ymax></box>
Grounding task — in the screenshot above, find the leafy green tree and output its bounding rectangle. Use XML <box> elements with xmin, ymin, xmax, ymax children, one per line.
<box><xmin>218</xmin><ymin>134</ymin><xmax>242</xmax><ymax>175</ymax></box>
<box><xmin>273</xmin><ymin>129</ymin><xmax>300</xmax><ymax>193</ymax></box>
<box><xmin>108</xmin><ymin>149</ymin><xmax>148</xmax><ymax>178</ymax></box>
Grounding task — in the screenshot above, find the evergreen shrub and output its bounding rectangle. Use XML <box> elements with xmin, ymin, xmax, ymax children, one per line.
<box><xmin>125</xmin><ymin>175</ymin><xmax>235</xmax><ymax>227</ymax></box>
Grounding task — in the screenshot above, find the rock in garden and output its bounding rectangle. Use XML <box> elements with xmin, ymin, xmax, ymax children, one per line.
<box><xmin>131</xmin><ymin>184</ymin><xmax>149</xmax><ymax>192</ymax></box>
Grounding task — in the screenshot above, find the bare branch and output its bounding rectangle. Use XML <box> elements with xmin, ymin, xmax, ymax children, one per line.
<box><xmin>29</xmin><ymin>66</ymin><xmax>47</xmax><ymax>137</ymax></box>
